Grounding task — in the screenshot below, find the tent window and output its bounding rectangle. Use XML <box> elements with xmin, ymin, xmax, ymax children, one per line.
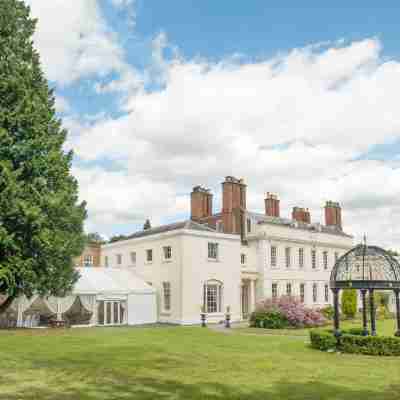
<box><xmin>97</xmin><ymin>300</ymin><xmax>126</xmax><ymax>326</ymax></box>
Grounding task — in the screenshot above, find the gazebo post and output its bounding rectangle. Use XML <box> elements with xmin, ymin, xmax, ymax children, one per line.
<box><xmin>360</xmin><ymin>289</ymin><xmax>368</xmax><ymax>336</ymax></box>
<box><xmin>332</xmin><ymin>288</ymin><xmax>341</xmax><ymax>337</ymax></box>
<box><xmin>394</xmin><ymin>289</ymin><xmax>400</xmax><ymax>337</ymax></box>
<box><xmin>368</xmin><ymin>288</ymin><xmax>377</xmax><ymax>336</ymax></box>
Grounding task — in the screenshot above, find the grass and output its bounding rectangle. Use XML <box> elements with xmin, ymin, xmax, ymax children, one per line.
<box><xmin>237</xmin><ymin>319</ymin><xmax>397</xmax><ymax>337</ymax></box>
<box><xmin>0</xmin><ymin>322</ymin><xmax>399</xmax><ymax>399</ymax></box>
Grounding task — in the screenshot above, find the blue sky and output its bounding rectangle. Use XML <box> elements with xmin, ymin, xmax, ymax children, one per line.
<box><xmin>26</xmin><ymin>1</ymin><xmax>400</xmax><ymax>247</ymax></box>
<box><xmin>133</xmin><ymin>1</ymin><xmax>400</xmax><ymax>59</ymax></box>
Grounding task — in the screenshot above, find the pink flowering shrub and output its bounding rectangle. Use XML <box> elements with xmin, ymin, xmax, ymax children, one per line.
<box><xmin>253</xmin><ymin>296</ymin><xmax>326</xmax><ymax>328</ymax></box>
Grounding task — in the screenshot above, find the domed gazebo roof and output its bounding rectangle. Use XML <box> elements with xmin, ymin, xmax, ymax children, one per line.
<box><xmin>330</xmin><ymin>244</ymin><xmax>400</xmax><ymax>290</ymax></box>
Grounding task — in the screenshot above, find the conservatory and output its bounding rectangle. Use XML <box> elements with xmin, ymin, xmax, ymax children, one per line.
<box><xmin>2</xmin><ymin>268</ymin><xmax>157</xmax><ymax>328</ymax></box>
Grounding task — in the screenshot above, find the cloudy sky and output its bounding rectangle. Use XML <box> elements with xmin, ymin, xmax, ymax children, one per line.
<box><xmin>24</xmin><ymin>1</ymin><xmax>400</xmax><ymax>248</ymax></box>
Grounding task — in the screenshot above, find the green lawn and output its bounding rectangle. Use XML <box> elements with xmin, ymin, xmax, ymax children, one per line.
<box><xmin>237</xmin><ymin>319</ymin><xmax>397</xmax><ymax>337</ymax></box>
<box><xmin>0</xmin><ymin>322</ymin><xmax>399</xmax><ymax>400</ymax></box>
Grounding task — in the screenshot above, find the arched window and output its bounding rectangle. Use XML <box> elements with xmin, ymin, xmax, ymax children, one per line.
<box><xmin>203</xmin><ymin>280</ymin><xmax>223</xmax><ymax>313</ymax></box>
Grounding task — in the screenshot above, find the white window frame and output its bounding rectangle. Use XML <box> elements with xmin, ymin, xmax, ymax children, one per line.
<box><xmin>298</xmin><ymin>248</ymin><xmax>304</xmax><ymax>268</ymax></box>
<box><xmin>300</xmin><ymin>283</ymin><xmax>305</xmax><ymax>303</ymax></box>
<box><xmin>116</xmin><ymin>254</ymin><xmax>122</xmax><ymax>265</ymax></box>
<box><xmin>285</xmin><ymin>247</ymin><xmax>291</xmax><ymax>268</ymax></box>
<box><xmin>311</xmin><ymin>250</ymin><xmax>317</xmax><ymax>269</ymax></box>
<box><xmin>313</xmin><ymin>283</ymin><xmax>318</xmax><ymax>303</ymax></box>
<box><xmin>323</xmin><ymin>251</ymin><xmax>328</xmax><ymax>270</ymax></box>
<box><xmin>203</xmin><ymin>280</ymin><xmax>223</xmax><ymax>314</ymax></box>
<box><xmin>271</xmin><ymin>246</ymin><xmax>277</xmax><ymax>268</ymax></box>
<box><xmin>162</xmin><ymin>282</ymin><xmax>171</xmax><ymax>312</ymax></box>
<box><xmin>146</xmin><ymin>249</ymin><xmax>153</xmax><ymax>263</ymax></box>
<box><xmin>163</xmin><ymin>246</ymin><xmax>172</xmax><ymax>261</ymax></box>
<box><xmin>286</xmin><ymin>282</ymin><xmax>292</xmax><ymax>297</ymax></box>
<box><xmin>208</xmin><ymin>242</ymin><xmax>219</xmax><ymax>261</ymax></box>
<box><xmin>272</xmin><ymin>283</ymin><xmax>278</xmax><ymax>299</ymax></box>
<box><xmin>324</xmin><ymin>284</ymin><xmax>329</xmax><ymax>303</ymax></box>
<box><xmin>240</xmin><ymin>253</ymin><xmax>246</xmax><ymax>266</ymax></box>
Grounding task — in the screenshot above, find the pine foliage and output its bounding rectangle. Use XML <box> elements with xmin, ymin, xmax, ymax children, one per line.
<box><xmin>0</xmin><ymin>0</ymin><xmax>87</xmax><ymax>310</ymax></box>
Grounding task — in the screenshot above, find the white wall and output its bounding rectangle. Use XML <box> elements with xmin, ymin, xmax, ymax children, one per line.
<box><xmin>128</xmin><ymin>293</ymin><xmax>157</xmax><ymax>325</ymax></box>
<box><xmin>101</xmin><ymin>229</ymin><xmax>241</xmax><ymax>325</ymax></box>
<box><xmin>102</xmin><ymin>233</ymin><xmax>183</xmax><ymax>324</ymax></box>
<box><xmin>250</xmin><ymin>221</ymin><xmax>353</xmax><ymax>308</ymax></box>
<box><xmin>180</xmin><ymin>232</ymin><xmax>241</xmax><ymax>324</ymax></box>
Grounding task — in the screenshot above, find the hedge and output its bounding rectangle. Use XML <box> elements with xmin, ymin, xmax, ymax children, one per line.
<box><xmin>340</xmin><ymin>334</ymin><xmax>400</xmax><ymax>356</ymax></box>
<box><xmin>310</xmin><ymin>330</ymin><xmax>400</xmax><ymax>356</ymax></box>
<box><xmin>310</xmin><ymin>330</ymin><xmax>336</xmax><ymax>351</ymax></box>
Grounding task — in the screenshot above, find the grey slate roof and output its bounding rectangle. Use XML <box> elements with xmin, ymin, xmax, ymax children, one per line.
<box><xmin>247</xmin><ymin>211</ymin><xmax>353</xmax><ymax>238</ymax></box>
<box><xmin>124</xmin><ymin>220</ymin><xmax>216</xmax><ymax>241</ymax></box>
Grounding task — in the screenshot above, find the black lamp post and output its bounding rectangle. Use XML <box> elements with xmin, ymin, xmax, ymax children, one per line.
<box><xmin>394</xmin><ymin>289</ymin><xmax>400</xmax><ymax>337</ymax></box>
<box><xmin>200</xmin><ymin>306</ymin><xmax>207</xmax><ymax>328</ymax></box>
<box><xmin>225</xmin><ymin>306</ymin><xmax>231</xmax><ymax>328</ymax></box>
<box><xmin>360</xmin><ymin>289</ymin><xmax>369</xmax><ymax>336</ymax></box>
<box><xmin>332</xmin><ymin>288</ymin><xmax>341</xmax><ymax>338</ymax></box>
<box><xmin>369</xmin><ymin>288</ymin><xmax>377</xmax><ymax>336</ymax></box>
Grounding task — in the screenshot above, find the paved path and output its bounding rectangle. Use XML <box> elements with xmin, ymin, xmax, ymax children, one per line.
<box><xmin>208</xmin><ymin>322</ymin><xmax>309</xmax><ymax>340</ymax></box>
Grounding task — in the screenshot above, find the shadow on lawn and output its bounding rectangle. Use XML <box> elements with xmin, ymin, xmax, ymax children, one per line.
<box><xmin>4</xmin><ymin>378</ymin><xmax>400</xmax><ymax>400</ymax></box>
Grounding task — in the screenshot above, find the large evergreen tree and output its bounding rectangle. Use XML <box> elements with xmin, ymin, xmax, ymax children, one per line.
<box><xmin>0</xmin><ymin>0</ymin><xmax>87</xmax><ymax>312</ymax></box>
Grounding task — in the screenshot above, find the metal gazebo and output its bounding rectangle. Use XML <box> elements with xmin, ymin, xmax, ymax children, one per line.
<box><xmin>330</xmin><ymin>243</ymin><xmax>400</xmax><ymax>337</ymax></box>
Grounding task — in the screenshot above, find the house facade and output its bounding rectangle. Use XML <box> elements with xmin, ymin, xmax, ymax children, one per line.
<box><xmin>81</xmin><ymin>176</ymin><xmax>354</xmax><ymax>325</ymax></box>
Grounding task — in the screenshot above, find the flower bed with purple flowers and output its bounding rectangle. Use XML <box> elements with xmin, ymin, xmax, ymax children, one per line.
<box><xmin>250</xmin><ymin>296</ymin><xmax>326</xmax><ymax>329</ymax></box>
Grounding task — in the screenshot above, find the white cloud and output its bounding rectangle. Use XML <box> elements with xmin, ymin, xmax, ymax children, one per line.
<box><xmin>25</xmin><ymin>0</ymin><xmax>140</xmax><ymax>91</ymax></box>
<box><xmin>66</xmin><ymin>38</ymin><xmax>400</xmax><ymax>248</ymax></box>
<box><xmin>55</xmin><ymin>96</ymin><xmax>71</xmax><ymax>114</ymax></box>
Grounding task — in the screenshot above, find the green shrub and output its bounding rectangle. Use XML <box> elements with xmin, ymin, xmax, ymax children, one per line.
<box><xmin>262</xmin><ymin>311</ymin><xmax>289</xmax><ymax>329</ymax></box>
<box><xmin>341</xmin><ymin>327</ymin><xmax>367</xmax><ymax>336</ymax></box>
<box><xmin>310</xmin><ymin>330</ymin><xmax>337</xmax><ymax>351</ymax></box>
<box><xmin>320</xmin><ymin>305</ymin><xmax>334</xmax><ymax>320</ymax></box>
<box><xmin>310</xmin><ymin>330</ymin><xmax>400</xmax><ymax>356</ymax></box>
<box><xmin>341</xmin><ymin>289</ymin><xmax>357</xmax><ymax>319</ymax></box>
<box><xmin>249</xmin><ymin>312</ymin><xmax>264</xmax><ymax>328</ymax></box>
<box><xmin>249</xmin><ymin>310</ymin><xmax>288</xmax><ymax>329</ymax></box>
<box><xmin>340</xmin><ymin>334</ymin><xmax>400</xmax><ymax>356</ymax></box>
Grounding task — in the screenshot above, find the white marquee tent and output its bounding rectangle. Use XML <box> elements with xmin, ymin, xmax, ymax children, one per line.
<box><xmin>11</xmin><ymin>268</ymin><xmax>157</xmax><ymax>328</ymax></box>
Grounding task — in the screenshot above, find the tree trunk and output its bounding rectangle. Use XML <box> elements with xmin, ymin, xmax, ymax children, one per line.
<box><xmin>0</xmin><ymin>294</ymin><xmax>16</xmax><ymax>315</ymax></box>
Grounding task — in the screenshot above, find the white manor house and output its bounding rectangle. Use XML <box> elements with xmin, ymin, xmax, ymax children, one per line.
<box><xmin>5</xmin><ymin>176</ymin><xmax>355</xmax><ymax>328</ymax></box>
<box><xmin>75</xmin><ymin>176</ymin><xmax>354</xmax><ymax>326</ymax></box>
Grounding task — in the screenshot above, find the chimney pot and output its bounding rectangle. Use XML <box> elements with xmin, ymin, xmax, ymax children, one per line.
<box><xmin>191</xmin><ymin>186</ymin><xmax>213</xmax><ymax>221</ymax></box>
<box><xmin>265</xmin><ymin>193</ymin><xmax>280</xmax><ymax>218</ymax></box>
<box><xmin>325</xmin><ymin>200</ymin><xmax>342</xmax><ymax>229</ymax></box>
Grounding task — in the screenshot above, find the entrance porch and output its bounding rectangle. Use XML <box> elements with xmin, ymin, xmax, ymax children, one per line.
<box><xmin>240</xmin><ymin>277</ymin><xmax>257</xmax><ymax>320</ymax></box>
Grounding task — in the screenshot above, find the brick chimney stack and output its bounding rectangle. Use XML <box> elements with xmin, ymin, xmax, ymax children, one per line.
<box><xmin>325</xmin><ymin>201</ymin><xmax>342</xmax><ymax>229</ymax></box>
<box><xmin>221</xmin><ymin>176</ymin><xmax>247</xmax><ymax>240</ymax></box>
<box><xmin>265</xmin><ymin>193</ymin><xmax>280</xmax><ymax>218</ymax></box>
<box><xmin>190</xmin><ymin>186</ymin><xmax>213</xmax><ymax>221</ymax></box>
<box><xmin>292</xmin><ymin>207</ymin><xmax>311</xmax><ymax>224</ymax></box>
